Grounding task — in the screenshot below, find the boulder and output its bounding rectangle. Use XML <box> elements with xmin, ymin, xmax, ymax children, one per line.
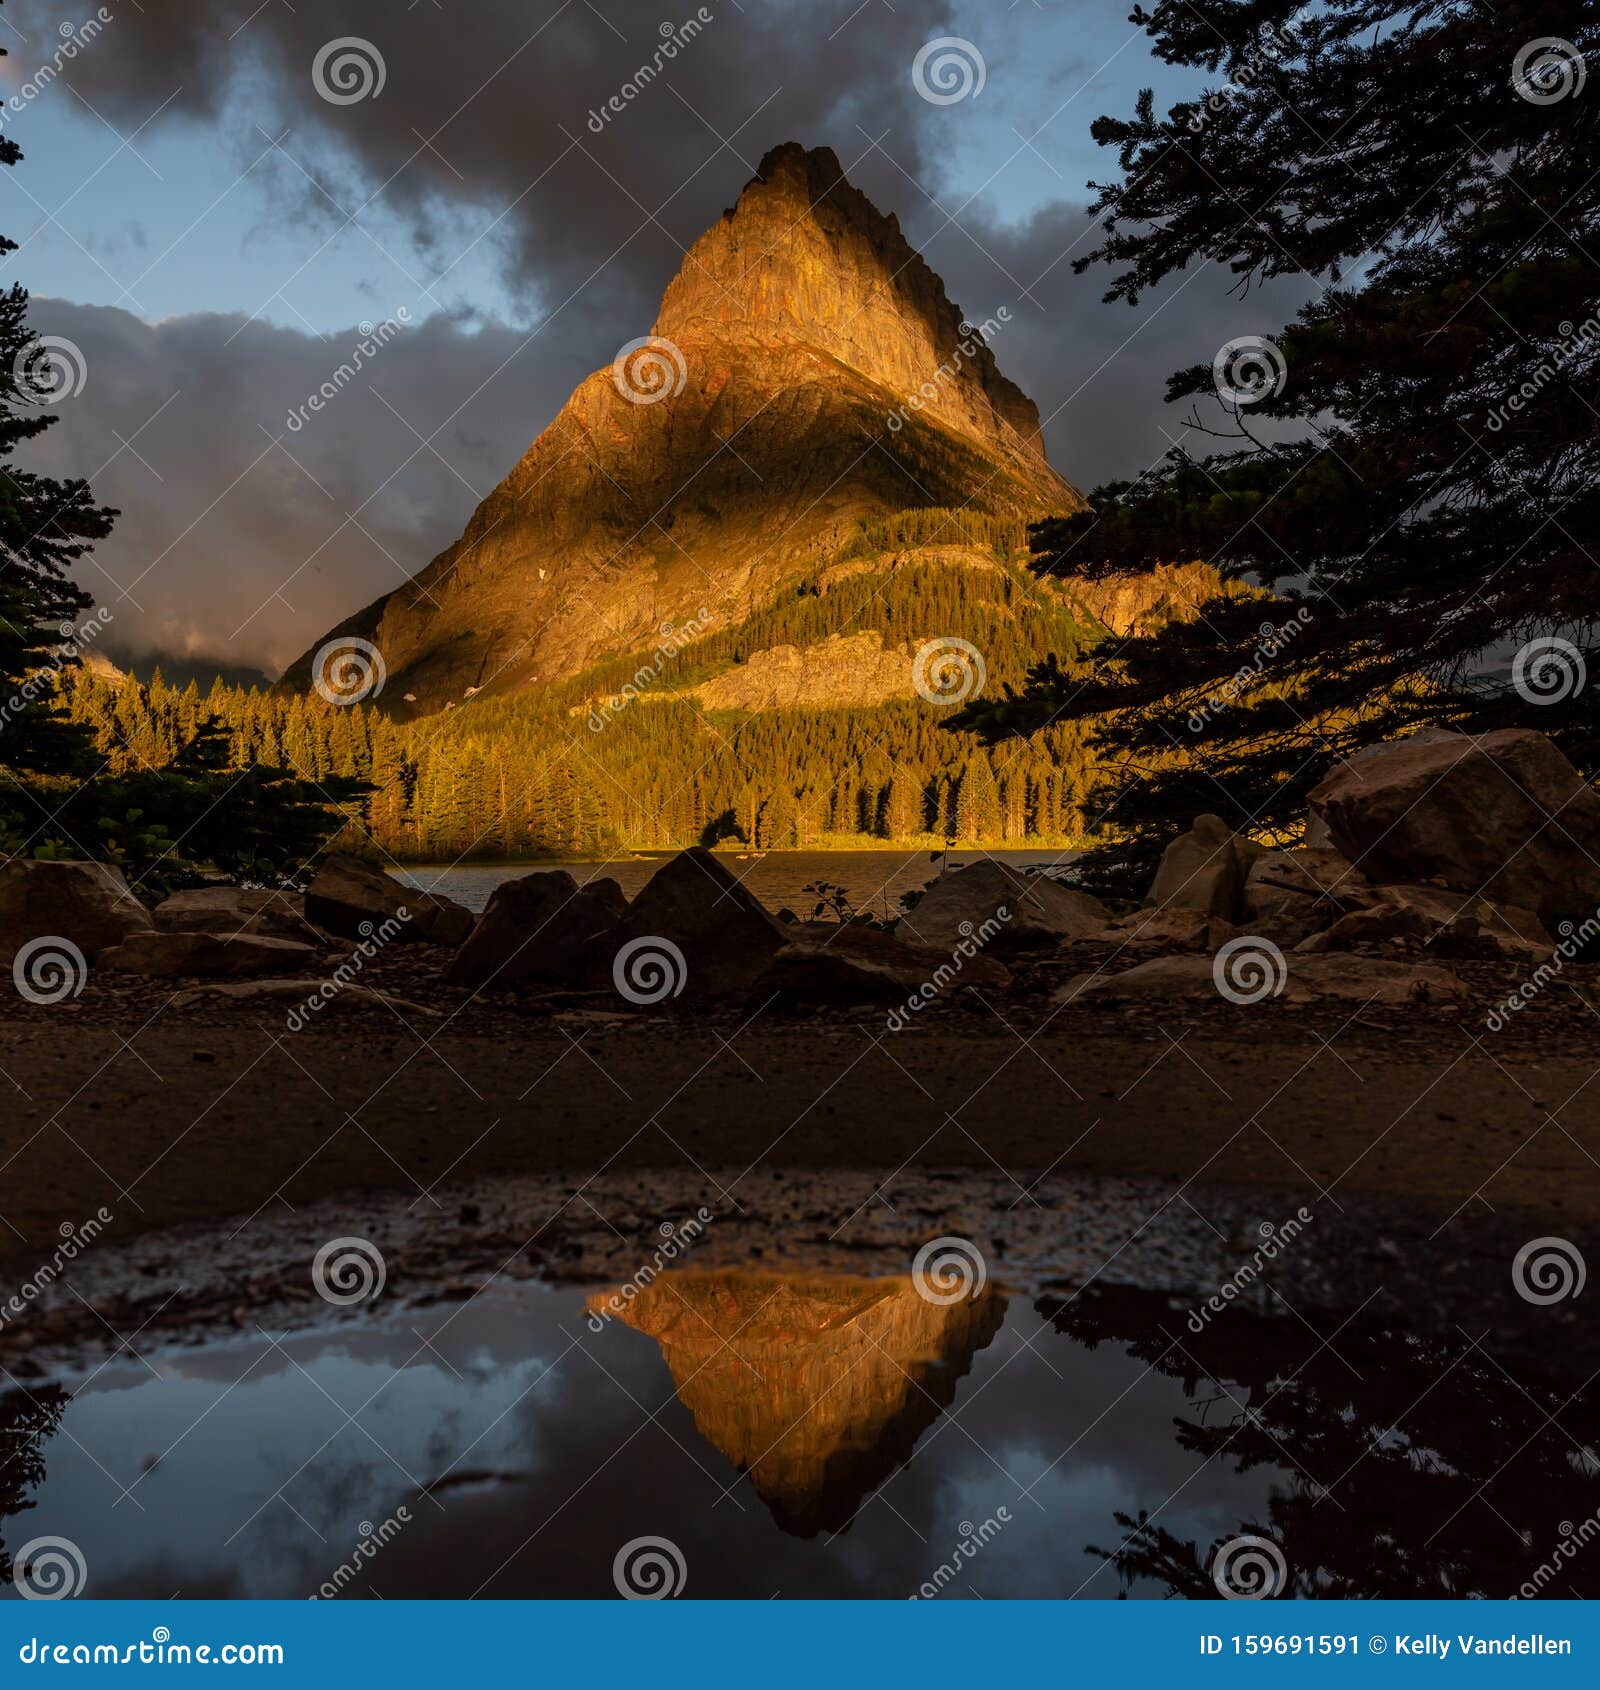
<box><xmin>1302</xmin><ymin>883</ymin><xmax>1552</xmax><ymax>962</ymax></box>
<box><xmin>753</xmin><ymin>921</ymin><xmax>1010</xmax><ymax>1005</ymax></box>
<box><xmin>1054</xmin><ymin>950</ymin><xmax>1466</xmax><ymax>1006</ymax></box>
<box><xmin>1145</xmin><ymin>815</ymin><xmax>1244</xmax><ymax>917</ymax></box>
<box><xmin>98</xmin><ymin>931</ymin><xmax>319</xmax><ymax>978</ymax></box>
<box><xmin>1241</xmin><ymin>849</ymin><xmax>1370</xmax><ymax>943</ymax></box>
<box><xmin>897</xmin><ymin>860</ymin><xmax>1106</xmax><ymax>954</ymax></box>
<box><xmin>153</xmin><ymin>885</ymin><xmax>324</xmax><ymax>947</ymax></box>
<box><xmin>585</xmin><ymin>848</ymin><xmax>787</xmax><ymax>1003</ymax></box>
<box><xmin>447</xmin><ymin>870</ymin><xmax>625</xmax><ymax>990</ymax></box>
<box><xmin>1084</xmin><ymin>907</ymin><xmax>1240</xmax><ymax>952</ymax></box>
<box><xmin>0</xmin><ymin>858</ymin><xmax>152</xmax><ymax>964</ymax></box>
<box><xmin>1306</xmin><ymin>729</ymin><xmax>1600</xmax><ymax>922</ymax></box>
<box><xmin>170</xmin><ymin>978</ymin><xmax>440</xmax><ymax>1018</ymax></box>
<box><xmin>305</xmin><ymin>854</ymin><xmax>472</xmax><ymax>946</ymax></box>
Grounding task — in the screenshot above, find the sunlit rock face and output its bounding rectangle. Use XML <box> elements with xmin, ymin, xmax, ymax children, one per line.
<box><xmin>589</xmin><ymin>1270</ymin><xmax>1006</xmax><ymax>1538</ymax></box>
<box><xmin>285</xmin><ymin>143</ymin><xmax>1085</xmax><ymax>711</ymax></box>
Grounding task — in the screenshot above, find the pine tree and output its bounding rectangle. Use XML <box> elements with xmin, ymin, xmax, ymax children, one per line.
<box><xmin>957</xmin><ymin>0</ymin><xmax>1600</xmax><ymax>890</ymax></box>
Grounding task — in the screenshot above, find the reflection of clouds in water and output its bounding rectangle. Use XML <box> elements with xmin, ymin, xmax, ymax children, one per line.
<box><xmin>5</xmin><ymin>1279</ymin><xmax>1291</xmax><ymax>1600</ymax></box>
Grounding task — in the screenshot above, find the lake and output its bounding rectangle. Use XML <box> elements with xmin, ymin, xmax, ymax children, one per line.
<box><xmin>396</xmin><ymin>848</ymin><xmax>1080</xmax><ymax>921</ymax></box>
<box><xmin>3</xmin><ymin>1261</ymin><xmax>1591</xmax><ymax>1600</ymax></box>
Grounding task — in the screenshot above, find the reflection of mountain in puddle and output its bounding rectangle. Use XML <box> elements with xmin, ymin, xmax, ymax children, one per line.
<box><xmin>590</xmin><ymin>1272</ymin><xmax>1005</xmax><ymax>1538</ymax></box>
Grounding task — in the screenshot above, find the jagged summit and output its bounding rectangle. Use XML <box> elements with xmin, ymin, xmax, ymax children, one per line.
<box><xmin>286</xmin><ymin>142</ymin><xmax>1084</xmax><ymax>710</ymax></box>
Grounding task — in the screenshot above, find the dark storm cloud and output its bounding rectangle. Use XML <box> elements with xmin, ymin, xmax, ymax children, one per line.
<box><xmin>25</xmin><ymin>298</ymin><xmax>559</xmax><ymax>675</ymax></box>
<box><xmin>9</xmin><ymin>0</ymin><xmax>1315</xmax><ymax>667</ymax></box>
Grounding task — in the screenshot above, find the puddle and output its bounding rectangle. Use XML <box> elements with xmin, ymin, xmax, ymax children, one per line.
<box><xmin>2</xmin><ymin>1269</ymin><xmax>1595</xmax><ymax>1599</ymax></box>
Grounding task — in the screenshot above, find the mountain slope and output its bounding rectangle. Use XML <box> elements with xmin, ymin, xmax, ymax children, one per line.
<box><xmin>285</xmin><ymin>142</ymin><xmax>1085</xmax><ymax>711</ymax></box>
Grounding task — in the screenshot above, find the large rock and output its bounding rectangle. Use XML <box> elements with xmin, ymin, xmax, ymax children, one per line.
<box><xmin>448</xmin><ymin>871</ymin><xmax>626</xmax><ymax>991</ymax></box>
<box><xmin>98</xmin><ymin>931</ymin><xmax>319</xmax><ymax>978</ymax></box>
<box><xmin>1306</xmin><ymin>729</ymin><xmax>1600</xmax><ymax>922</ymax></box>
<box><xmin>1145</xmin><ymin>815</ymin><xmax>1246</xmax><ymax>918</ymax></box>
<box><xmin>1084</xmin><ymin>907</ymin><xmax>1241</xmax><ymax>952</ymax></box>
<box><xmin>586</xmin><ymin>849</ymin><xmax>787</xmax><ymax>1003</ymax></box>
<box><xmin>1054</xmin><ymin>950</ymin><xmax>1466</xmax><ymax>1006</ymax></box>
<box><xmin>1241</xmin><ymin>849</ymin><xmax>1370</xmax><ymax>943</ymax></box>
<box><xmin>305</xmin><ymin>855</ymin><xmax>472</xmax><ymax>947</ymax></box>
<box><xmin>153</xmin><ymin>885</ymin><xmax>324</xmax><ymax>947</ymax></box>
<box><xmin>753</xmin><ymin>921</ymin><xmax>1010</xmax><ymax>1007</ymax></box>
<box><xmin>897</xmin><ymin>860</ymin><xmax>1106</xmax><ymax>955</ymax></box>
<box><xmin>0</xmin><ymin>858</ymin><xmax>152</xmax><ymax>963</ymax></box>
<box><xmin>1301</xmin><ymin>882</ymin><xmax>1552</xmax><ymax>962</ymax></box>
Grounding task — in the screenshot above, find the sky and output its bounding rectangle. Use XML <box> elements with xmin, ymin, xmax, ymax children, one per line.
<box><xmin>0</xmin><ymin>0</ymin><xmax>1306</xmax><ymax>677</ymax></box>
